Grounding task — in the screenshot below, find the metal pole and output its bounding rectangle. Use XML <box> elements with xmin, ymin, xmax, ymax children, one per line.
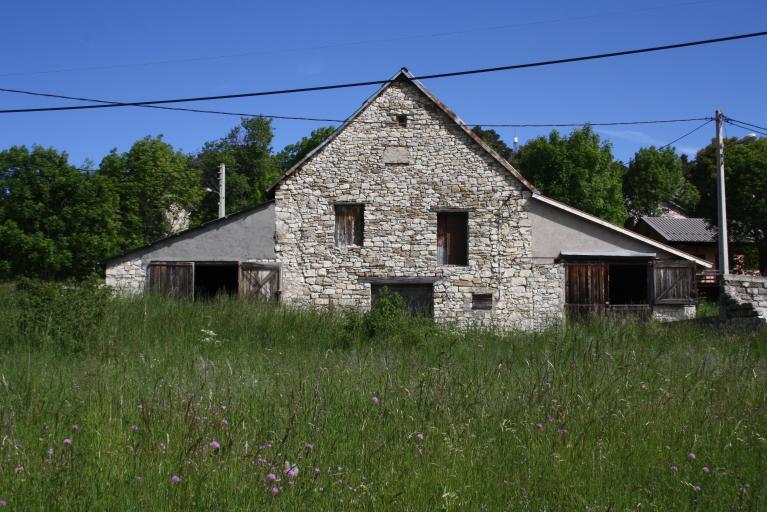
<box><xmin>218</xmin><ymin>163</ymin><xmax>226</xmax><ymax>218</ymax></box>
<box><xmin>715</xmin><ymin>110</ymin><xmax>729</xmax><ymax>276</ymax></box>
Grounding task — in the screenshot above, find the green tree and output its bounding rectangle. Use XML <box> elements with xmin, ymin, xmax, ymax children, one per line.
<box><xmin>100</xmin><ymin>136</ymin><xmax>201</xmax><ymax>247</ymax></box>
<box><xmin>472</xmin><ymin>126</ymin><xmax>514</xmax><ymax>162</ymax></box>
<box><xmin>193</xmin><ymin>117</ymin><xmax>277</xmax><ymax>222</ymax></box>
<box><xmin>0</xmin><ymin>146</ymin><xmax>121</xmax><ymax>279</ymax></box>
<box><xmin>513</xmin><ymin>125</ymin><xmax>627</xmax><ymax>224</ymax></box>
<box><xmin>273</xmin><ymin>126</ymin><xmax>336</xmax><ymax>171</ymax></box>
<box><xmin>623</xmin><ymin>146</ymin><xmax>699</xmax><ymax>222</ymax></box>
<box><xmin>688</xmin><ymin>136</ymin><xmax>767</xmax><ymax>272</ymax></box>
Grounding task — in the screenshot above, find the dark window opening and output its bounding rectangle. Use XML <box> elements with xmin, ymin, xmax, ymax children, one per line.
<box><xmin>608</xmin><ymin>264</ymin><xmax>648</xmax><ymax>305</ymax></box>
<box><xmin>194</xmin><ymin>263</ymin><xmax>239</xmax><ymax>300</ymax></box>
<box><xmin>335</xmin><ymin>204</ymin><xmax>364</xmax><ymax>247</ymax></box>
<box><xmin>437</xmin><ymin>212</ymin><xmax>468</xmax><ymax>265</ymax></box>
<box><xmin>472</xmin><ymin>293</ymin><xmax>492</xmax><ymax>310</ymax></box>
<box><xmin>395</xmin><ymin>114</ymin><xmax>408</xmax><ymax>127</ymax></box>
<box><xmin>371</xmin><ymin>284</ymin><xmax>433</xmax><ymax>317</ymax></box>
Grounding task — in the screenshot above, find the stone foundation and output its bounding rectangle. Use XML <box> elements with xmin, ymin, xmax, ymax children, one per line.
<box><xmin>105</xmin><ymin>257</ymin><xmax>145</xmax><ymax>295</ymax></box>
<box><xmin>721</xmin><ymin>275</ymin><xmax>767</xmax><ymax>325</ymax></box>
<box><xmin>652</xmin><ymin>305</ymin><xmax>696</xmax><ymax>322</ymax></box>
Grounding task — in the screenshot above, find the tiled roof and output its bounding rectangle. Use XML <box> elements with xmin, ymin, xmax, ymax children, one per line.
<box><xmin>640</xmin><ymin>217</ymin><xmax>717</xmax><ymax>243</ymax></box>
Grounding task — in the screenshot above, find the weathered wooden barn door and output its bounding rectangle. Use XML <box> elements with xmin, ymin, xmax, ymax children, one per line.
<box><xmin>147</xmin><ymin>262</ymin><xmax>194</xmax><ymax>299</ymax></box>
<box><xmin>239</xmin><ymin>263</ymin><xmax>280</xmax><ymax>301</ymax></box>
<box><xmin>564</xmin><ymin>261</ymin><xmax>608</xmax><ymax>317</ymax></box>
<box><xmin>653</xmin><ymin>261</ymin><xmax>697</xmax><ymax>304</ymax></box>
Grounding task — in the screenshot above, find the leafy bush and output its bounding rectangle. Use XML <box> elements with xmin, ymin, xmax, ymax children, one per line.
<box><xmin>13</xmin><ymin>277</ymin><xmax>112</xmax><ymax>352</ymax></box>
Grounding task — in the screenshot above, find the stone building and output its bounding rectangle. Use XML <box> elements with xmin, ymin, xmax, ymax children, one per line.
<box><xmin>105</xmin><ymin>69</ymin><xmax>711</xmax><ymax>329</ymax></box>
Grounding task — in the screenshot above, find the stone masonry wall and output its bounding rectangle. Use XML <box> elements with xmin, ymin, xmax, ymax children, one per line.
<box><xmin>274</xmin><ymin>79</ymin><xmax>564</xmax><ymax>330</ymax></box>
<box><xmin>105</xmin><ymin>257</ymin><xmax>145</xmax><ymax>295</ymax></box>
<box><xmin>722</xmin><ymin>275</ymin><xmax>767</xmax><ymax>326</ymax></box>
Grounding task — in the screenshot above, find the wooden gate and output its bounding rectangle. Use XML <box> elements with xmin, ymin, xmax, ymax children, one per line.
<box><xmin>653</xmin><ymin>261</ymin><xmax>697</xmax><ymax>304</ymax></box>
<box><xmin>239</xmin><ymin>263</ymin><xmax>280</xmax><ymax>301</ymax></box>
<box><xmin>565</xmin><ymin>261</ymin><xmax>608</xmax><ymax>317</ymax></box>
<box><xmin>147</xmin><ymin>262</ymin><xmax>194</xmax><ymax>299</ymax></box>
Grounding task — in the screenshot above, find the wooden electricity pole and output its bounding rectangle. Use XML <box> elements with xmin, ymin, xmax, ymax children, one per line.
<box><xmin>715</xmin><ymin>110</ymin><xmax>729</xmax><ymax>277</ymax></box>
<box><xmin>218</xmin><ymin>163</ymin><xmax>226</xmax><ymax>219</ymax></box>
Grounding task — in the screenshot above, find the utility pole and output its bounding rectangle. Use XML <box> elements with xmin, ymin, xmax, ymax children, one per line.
<box><xmin>218</xmin><ymin>163</ymin><xmax>226</xmax><ymax>219</ymax></box>
<box><xmin>715</xmin><ymin>110</ymin><xmax>729</xmax><ymax>277</ymax></box>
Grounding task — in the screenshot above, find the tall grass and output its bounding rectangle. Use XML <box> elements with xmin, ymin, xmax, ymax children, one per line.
<box><xmin>0</xmin><ymin>283</ymin><xmax>765</xmax><ymax>510</ymax></box>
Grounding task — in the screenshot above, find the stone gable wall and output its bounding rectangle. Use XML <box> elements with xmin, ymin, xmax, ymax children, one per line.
<box><xmin>274</xmin><ymin>80</ymin><xmax>564</xmax><ymax>330</ymax></box>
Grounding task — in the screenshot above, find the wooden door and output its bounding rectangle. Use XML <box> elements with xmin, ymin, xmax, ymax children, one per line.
<box><xmin>564</xmin><ymin>261</ymin><xmax>608</xmax><ymax>318</ymax></box>
<box><xmin>147</xmin><ymin>262</ymin><xmax>194</xmax><ymax>299</ymax></box>
<box><xmin>653</xmin><ymin>261</ymin><xmax>697</xmax><ymax>305</ymax></box>
<box><xmin>239</xmin><ymin>263</ymin><xmax>280</xmax><ymax>301</ymax></box>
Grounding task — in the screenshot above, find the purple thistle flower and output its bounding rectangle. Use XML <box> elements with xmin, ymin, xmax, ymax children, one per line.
<box><xmin>535</xmin><ymin>423</ymin><xmax>544</xmax><ymax>430</ymax></box>
<box><xmin>688</xmin><ymin>452</ymin><xmax>696</xmax><ymax>461</ymax></box>
<box><xmin>130</xmin><ymin>424</ymin><xmax>140</xmax><ymax>432</ymax></box>
<box><xmin>703</xmin><ymin>466</ymin><xmax>711</xmax><ymax>474</ymax></box>
<box><xmin>546</xmin><ymin>415</ymin><xmax>554</xmax><ymax>423</ymax></box>
<box><xmin>47</xmin><ymin>447</ymin><xmax>54</xmax><ymax>456</ymax></box>
<box><xmin>63</xmin><ymin>438</ymin><xmax>72</xmax><ymax>446</ymax></box>
<box><xmin>209</xmin><ymin>440</ymin><xmax>221</xmax><ymax>451</ymax></box>
<box><xmin>416</xmin><ymin>432</ymin><xmax>425</xmax><ymax>442</ymax></box>
<box><xmin>71</xmin><ymin>424</ymin><xmax>80</xmax><ymax>431</ymax></box>
<box><xmin>287</xmin><ymin>467</ymin><xmax>298</xmax><ymax>479</ymax></box>
<box><xmin>0</xmin><ymin>500</ymin><xmax>6</xmax><ymax>507</ymax></box>
<box><xmin>670</xmin><ymin>465</ymin><xmax>679</xmax><ymax>473</ymax></box>
<box><xmin>171</xmin><ymin>475</ymin><xmax>181</xmax><ymax>484</ymax></box>
<box><xmin>305</xmin><ymin>442</ymin><xmax>314</xmax><ymax>450</ymax></box>
<box><xmin>221</xmin><ymin>419</ymin><xmax>229</xmax><ymax>426</ymax></box>
<box><xmin>14</xmin><ymin>466</ymin><xmax>24</xmax><ymax>474</ymax></box>
<box><xmin>693</xmin><ymin>485</ymin><xmax>701</xmax><ymax>493</ymax></box>
<box><xmin>557</xmin><ymin>429</ymin><xmax>569</xmax><ymax>435</ymax></box>
<box><xmin>267</xmin><ymin>472</ymin><xmax>277</xmax><ymax>482</ymax></box>
<box><xmin>270</xmin><ymin>486</ymin><xmax>280</xmax><ymax>495</ymax></box>
<box><xmin>371</xmin><ymin>395</ymin><xmax>380</xmax><ymax>405</ymax></box>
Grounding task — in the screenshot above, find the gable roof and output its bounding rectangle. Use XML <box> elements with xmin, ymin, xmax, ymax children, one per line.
<box><xmin>104</xmin><ymin>200</ymin><xmax>274</xmax><ymax>265</ymax></box>
<box><xmin>266</xmin><ymin>68</ymin><xmax>535</xmax><ymax>197</ymax></box>
<box><xmin>534</xmin><ymin>194</ymin><xmax>712</xmax><ymax>268</ymax></box>
<box><xmin>639</xmin><ymin>216</ymin><xmax>717</xmax><ymax>243</ymax></box>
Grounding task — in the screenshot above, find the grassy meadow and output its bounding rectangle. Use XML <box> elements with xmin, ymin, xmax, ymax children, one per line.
<box><xmin>0</xmin><ymin>281</ymin><xmax>765</xmax><ymax>510</ymax></box>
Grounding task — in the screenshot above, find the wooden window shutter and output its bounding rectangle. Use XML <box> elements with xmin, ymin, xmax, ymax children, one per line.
<box><xmin>652</xmin><ymin>261</ymin><xmax>697</xmax><ymax>305</ymax></box>
<box><xmin>147</xmin><ymin>262</ymin><xmax>194</xmax><ymax>299</ymax></box>
<box><xmin>334</xmin><ymin>205</ymin><xmax>364</xmax><ymax>247</ymax></box>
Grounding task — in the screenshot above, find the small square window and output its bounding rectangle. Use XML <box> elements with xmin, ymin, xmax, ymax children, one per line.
<box><xmin>395</xmin><ymin>114</ymin><xmax>408</xmax><ymax>127</ymax></box>
<box><xmin>437</xmin><ymin>211</ymin><xmax>468</xmax><ymax>265</ymax></box>
<box><xmin>334</xmin><ymin>204</ymin><xmax>364</xmax><ymax>247</ymax></box>
<box><xmin>472</xmin><ymin>293</ymin><xmax>492</xmax><ymax>310</ymax></box>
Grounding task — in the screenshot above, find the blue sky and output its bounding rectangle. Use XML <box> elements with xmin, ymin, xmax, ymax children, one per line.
<box><xmin>1</xmin><ymin>0</ymin><xmax>765</xmax><ymax>167</ymax></box>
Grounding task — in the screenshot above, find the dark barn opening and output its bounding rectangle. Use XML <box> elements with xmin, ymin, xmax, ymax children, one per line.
<box><xmin>608</xmin><ymin>264</ymin><xmax>648</xmax><ymax>305</ymax></box>
<box><xmin>194</xmin><ymin>263</ymin><xmax>239</xmax><ymax>299</ymax></box>
<box><xmin>371</xmin><ymin>284</ymin><xmax>434</xmax><ymax>317</ymax></box>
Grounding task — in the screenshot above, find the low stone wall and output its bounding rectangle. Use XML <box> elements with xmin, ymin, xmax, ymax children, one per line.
<box><xmin>721</xmin><ymin>275</ymin><xmax>767</xmax><ymax>325</ymax></box>
<box><xmin>105</xmin><ymin>257</ymin><xmax>145</xmax><ymax>295</ymax></box>
<box><xmin>652</xmin><ymin>305</ymin><xmax>696</xmax><ymax>322</ymax></box>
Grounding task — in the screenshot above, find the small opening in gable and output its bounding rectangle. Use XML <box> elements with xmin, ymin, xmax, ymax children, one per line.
<box><xmin>395</xmin><ymin>114</ymin><xmax>408</xmax><ymax>127</ymax></box>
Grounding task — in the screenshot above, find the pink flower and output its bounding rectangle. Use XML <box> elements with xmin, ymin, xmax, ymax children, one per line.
<box><xmin>416</xmin><ymin>432</ymin><xmax>425</xmax><ymax>442</ymax></box>
<box><xmin>14</xmin><ymin>466</ymin><xmax>24</xmax><ymax>474</ymax></box>
<box><xmin>270</xmin><ymin>486</ymin><xmax>280</xmax><ymax>495</ymax></box>
<box><xmin>688</xmin><ymin>452</ymin><xmax>696</xmax><ymax>461</ymax></box>
<box><xmin>557</xmin><ymin>429</ymin><xmax>569</xmax><ymax>435</ymax></box>
<box><xmin>535</xmin><ymin>423</ymin><xmax>544</xmax><ymax>430</ymax></box>
<box><xmin>267</xmin><ymin>473</ymin><xmax>277</xmax><ymax>482</ymax></box>
<box><xmin>0</xmin><ymin>500</ymin><xmax>6</xmax><ymax>507</ymax></box>
<box><xmin>703</xmin><ymin>466</ymin><xmax>710</xmax><ymax>474</ymax></box>
<box><xmin>209</xmin><ymin>440</ymin><xmax>221</xmax><ymax>451</ymax></box>
<box><xmin>47</xmin><ymin>448</ymin><xmax>54</xmax><ymax>455</ymax></box>
<box><xmin>693</xmin><ymin>485</ymin><xmax>701</xmax><ymax>493</ymax></box>
<box><xmin>63</xmin><ymin>438</ymin><xmax>72</xmax><ymax>446</ymax></box>
<box><xmin>171</xmin><ymin>475</ymin><xmax>181</xmax><ymax>484</ymax></box>
<box><xmin>221</xmin><ymin>419</ymin><xmax>229</xmax><ymax>426</ymax></box>
<box><xmin>305</xmin><ymin>442</ymin><xmax>314</xmax><ymax>450</ymax></box>
<box><xmin>670</xmin><ymin>465</ymin><xmax>679</xmax><ymax>473</ymax></box>
<box><xmin>546</xmin><ymin>415</ymin><xmax>554</xmax><ymax>423</ymax></box>
<box><xmin>130</xmin><ymin>424</ymin><xmax>140</xmax><ymax>432</ymax></box>
<box><xmin>371</xmin><ymin>395</ymin><xmax>380</xmax><ymax>405</ymax></box>
<box><xmin>287</xmin><ymin>467</ymin><xmax>298</xmax><ymax>479</ymax></box>
<box><xmin>71</xmin><ymin>424</ymin><xmax>80</xmax><ymax>431</ymax></box>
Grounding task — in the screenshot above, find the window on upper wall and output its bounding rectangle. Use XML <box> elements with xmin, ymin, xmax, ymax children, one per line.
<box><xmin>437</xmin><ymin>211</ymin><xmax>468</xmax><ymax>265</ymax></box>
<box><xmin>395</xmin><ymin>114</ymin><xmax>408</xmax><ymax>127</ymax></box>
<box><xmin>334</xmin><ymin>204</ymin><xmax>364</xmax><ymax>247</ymax></box>
<box><xmin>472</xmin><ymin>293</ymin><xmax>493</xmax><ymax>310</ymax></box>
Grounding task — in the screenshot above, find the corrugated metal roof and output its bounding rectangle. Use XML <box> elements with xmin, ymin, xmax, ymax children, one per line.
<box><xmin>641</xmin><ymin>217</ymin><xmax>717</xmax><ymax>242</ymax></box>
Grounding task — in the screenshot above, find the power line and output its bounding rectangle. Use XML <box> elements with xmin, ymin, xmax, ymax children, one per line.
<box><xmin>659</xmin><ymin>118</ymin><xmax>713</xmax><ymax>149</ymax></box>
<box><xmin>724</xmin><ymin>117</ymin><xmax>767</xmax><ymax>133</ymax></box>
<box><xmin>1</xmin><ymin>30</ymin><xmax>765</xmax><ymax>114</ymax></box>
<box><xmin>0</xmin><ymin>86</ymin><xmax>711</xmax><ymax>128</ymax></box>
<box><xmin>0</xmin><ymin>0</ymin><xmax>722</xmax><ymax>79</ymax></box>
<box><xmin>725</xmin><ymin>119</ymin><xmax>767</xmax><ymax>137</ymax></box>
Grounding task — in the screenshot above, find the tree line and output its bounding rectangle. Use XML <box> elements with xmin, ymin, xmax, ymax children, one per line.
<box><xmin>1</xmin><ymin>119</ymin><xmax>765</xmax><ymax>280</ymax></box>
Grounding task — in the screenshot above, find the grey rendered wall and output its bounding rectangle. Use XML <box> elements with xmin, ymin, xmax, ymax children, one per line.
<box><xmin>105</xmin><ymin>202</ymin><xmax>275</xmax><ymax>293</ymax></box>
<box><xmin>528</xmin><ymin>199</ymin><xmax>678</xmax><ymax>262</ymax></box>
